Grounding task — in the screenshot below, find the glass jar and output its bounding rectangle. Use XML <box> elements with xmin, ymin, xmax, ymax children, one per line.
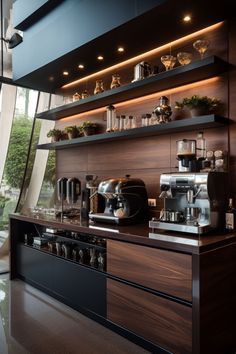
<box><xmin>119</xmin><ymin>115</ymin><xmax>126</xmax><ymax>131</ymax></box>
<box><xmin>110</xmin><ymin>74</ymin><xmax>121</xmax><ymax>89</ymax></box>
<box><xmin>125</xmin><ymin>115</ymin><xmax>134</xmax><ymax>130</ymax></box>
<box><xmin>94</xmin><ymin>80</ymin><xmax>104</xmax><ymax>94</ymax></box>
<box><xmin>113</xmin><ymin>115</ymin><xmax>120</xmax><ymax>131</ymax></box>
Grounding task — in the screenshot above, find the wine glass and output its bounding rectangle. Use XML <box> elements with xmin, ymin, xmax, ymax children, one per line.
<box><xmin>161</xmin><ymin>55</ymin><xmax>176</xmax><ymax>71</ymax></box>
<box><xmin>177</xmin><ymin>52</ymin><xmax>192</xmax><ymax>66</ymax></box>
<box><xmin>193</xmin><ymin>39</ymin><xmax>210</xmax><ymax>59</ymax></box>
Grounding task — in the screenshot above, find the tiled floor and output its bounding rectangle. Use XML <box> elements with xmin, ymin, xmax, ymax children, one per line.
<box><xmin>0</xmin><ymin>274</ymin><xmax>150</xmax><ymax>354</ymax></box>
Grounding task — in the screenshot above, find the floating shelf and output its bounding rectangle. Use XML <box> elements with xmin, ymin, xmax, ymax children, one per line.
<box><xmin>37</xmin><ymin>115</ymin><xmax>229</xmax><ymax>150</ymax></box>
<box><xmin>35</xmin><ymin>56</ymin><xmax>227</xmax><ymax>121</ymax></box>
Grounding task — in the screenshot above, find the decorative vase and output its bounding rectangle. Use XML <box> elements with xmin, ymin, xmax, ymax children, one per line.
<box><xmin>153</xmin><ymin>96</ymin><xmax>172</xmax><ymax>123</ymax></box>
<box><xmin>110</xmin><ymin>74</ymin><xmax>121</xmax><ymax>89</ymax></box>
<box><xmin>94</xmin><ymin>80</ymin><xmax>104</xmax><ymax>94</ymax></box>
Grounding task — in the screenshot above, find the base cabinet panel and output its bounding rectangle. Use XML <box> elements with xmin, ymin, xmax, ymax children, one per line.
<box><xmin>16</xmin><ymin>244</ymin><xmax>53</xmax><ymax>290</ymax></box>
<box><xmin>107</xmin><ymin>279</ymin><xmax>192</xmax><ymax>354</ymax></box>
<box><xmin>16</xmin><ymin>244</ymin><xmax>106</xmax><ymax>317</ymax></box>
<box><xmin>52</xmin><ymin>256</ymin><xmax>106</xmax><ymax>316</ymax></box>
<box><xmin>107</xmin><ymin>240</ymin><xmax>192</xmax><ymax>301</ymax></box>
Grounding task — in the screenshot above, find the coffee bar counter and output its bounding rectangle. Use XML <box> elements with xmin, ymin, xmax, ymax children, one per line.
<box><xmin>9</xmin><ymin>212</ymin><xmax>236</xmax><ymax>253</ymax></box>
<box><xmin>9</xmin><ymin>212</ymin><xmax>236</xmax><ymax>354</ymax></box>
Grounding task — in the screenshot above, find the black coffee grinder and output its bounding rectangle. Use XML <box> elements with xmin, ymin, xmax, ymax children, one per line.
<box><xmin>176</xmin><ymin>139</ymin><xmax>197</xmax><ymax>172</ymax></box>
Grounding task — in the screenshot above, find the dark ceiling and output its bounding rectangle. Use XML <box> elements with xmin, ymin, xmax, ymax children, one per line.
<box><xmin>12</xmin><ymin>0</ymin><xmax>233</xmax><ymax>93</ymax></box>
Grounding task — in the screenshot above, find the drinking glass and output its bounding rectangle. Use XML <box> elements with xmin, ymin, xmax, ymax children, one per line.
<box><xmin>177</xmin><ymin>52</ymin><xmax>192</xmax><ymax>66</ymax></box>
<box><xmin>193</xmin><ymin>39</ymin><xmax>209</xmax><ymax>59</ymax></box>
<box><xmin>161</xmin><ymin>55</ymin><xmax>176</xmax><ymax>71</ymax></box>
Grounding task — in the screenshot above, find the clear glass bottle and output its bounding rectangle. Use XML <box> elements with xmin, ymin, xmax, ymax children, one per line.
<box><xmin>225</xmin><ymin>198</ymin><xmax>236</xmax><ymax>231</ymax></box>
<box><xmin>94</xmin><ymin>80</ymin><xmax>104</xmax><ymax>94</ymax></box>
<box><xmin>196</xmin><ymin>132</ymin><xmax>206</xmax><ymax>159</ymax></box>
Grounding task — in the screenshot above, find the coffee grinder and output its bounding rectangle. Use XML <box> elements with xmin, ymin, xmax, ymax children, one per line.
<box><xmin>176</xmin><ymin>139</ymin><xmax>197</xmax><ymax>172</ymax></box>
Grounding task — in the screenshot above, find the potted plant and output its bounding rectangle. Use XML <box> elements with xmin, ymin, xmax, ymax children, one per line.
<box><xmin>47</xmin><ymin>128</ymin><xmax>63</xmax><ymax>142</ymax></box>
<box><xmin>175</xmin><ymin>95</ymin><xmax>220</xmax><ymax>117</ymax></box>
<box><xmin>64</xmin><ymin>125</ymin><xmax>81</xmax><ymax>139</ymax></box>
<box><xmin>81</xmin><ymin>121</ymin><xmax>97</xmax><ymax>136</ymax></box>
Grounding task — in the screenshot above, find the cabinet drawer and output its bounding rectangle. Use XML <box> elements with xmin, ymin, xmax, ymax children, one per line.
<box><xmin>107</xmin><ymin>279</ymin><xmax>192</xmax><ymax>354</ymax></box>
<box><xmin>107</xmin><ymin>240</ymin><xmax>192</xmax><ymax>301</ymax></box>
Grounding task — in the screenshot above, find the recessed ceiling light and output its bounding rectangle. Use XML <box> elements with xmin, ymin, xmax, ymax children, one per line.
<box><xmin>63</xmin><ymin>71</ymin><xmax>69</xmax><ymax>76</ymax></box>
<box><xmin>78</xmin><ymin>64</ymin><xmax>84</xmax><ymax>69</ymax></box>
<box><xmin>97</xmin><ymin>55</ymin><xmax>104</xmax><ymax>61</ymax></box>
<box><xmin>118</xmin><ymin>47</ymin><xmax>125</xmax><ymax>52</ymax></box>
<box><xmin>49</xmin><ymin>76</ymin><xmax>54</xmax><ymax>81</ymax></box>
<box><xmin>183</xmin><ymin>14</ymin><xmax>191</xmax><ymax>22</ymax></box>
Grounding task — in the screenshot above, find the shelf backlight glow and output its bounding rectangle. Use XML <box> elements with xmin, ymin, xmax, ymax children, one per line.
<box><xmin>61</xmin><ymin>22</ymin><xmax>223</xmax><ymax>90</ymax></box>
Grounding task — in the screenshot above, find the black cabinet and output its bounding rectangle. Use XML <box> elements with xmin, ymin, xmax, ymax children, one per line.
<box><xmin>53</xmin><ymin>257</ymin><xmax>106</xmax><ymax>316</ymax></box>
<box><xmin>17</xmin><ymin>244</ymin><xmax>53</xmax><ymax>290</ymax></box>
<box><xmin>16</xmin><ymin>244</ymin><xmax>106</xmax><ymax>317</ymax></box>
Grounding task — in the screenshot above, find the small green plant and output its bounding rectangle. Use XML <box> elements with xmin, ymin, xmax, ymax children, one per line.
<box><xmin>175</xmin><ymin>95</ymin><xmax>220</xmax><ymax>111</ymax></box>
<box><xmin>81</xmin><ymin>121</ymin><xmax>97</xmax><ymax>129</ymax></box>
<box><xmin>64</xmin><ymin>125</ymin><xmax>79</xmax><ymax>133</ymax></box>
<box><xmin>47</xmin><ymin>129</ymin><xmax>63</xmax><ymax>138</ymax></box>
<box><xmin>64</xmin><ymin>125</ymin><xmax>82</xmax><ymax>139</ymax></box>
<box><xmin>81</xmin><ymin>121</ymin><xmax>97</xmax><ymax>136</ymax></box>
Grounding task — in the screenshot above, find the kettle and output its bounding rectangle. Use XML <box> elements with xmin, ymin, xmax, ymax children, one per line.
<box><xmin>132</xmin><ymin>61</ymin><xmax>151</xmax><ymax>82</ymax></box>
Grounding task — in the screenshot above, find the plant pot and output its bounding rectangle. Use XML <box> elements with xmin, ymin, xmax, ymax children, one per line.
<box><xmin>190</xmin><ymin>106</ymin><xmax>209</xmax><ymax>117</ymax></box>
<box><xmin>52</xmin><ymin>135</ymin><xmax>61</xmax><ymax>142</ymax></box>
<box><xmin>68</xmin><ymin>131</ymin><xmax>79</xmax><ymax>139</ymax></box>
<box><xmin>83</xmin><ymin>127</ymin><xmax>96</xmax><ymax>136</ymax></box>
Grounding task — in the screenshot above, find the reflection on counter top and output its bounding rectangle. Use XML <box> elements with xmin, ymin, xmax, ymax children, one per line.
<box><xmin>9</xmin><ymin>211</ymin><xmax>236</xmax><ymax>254</ymax></box>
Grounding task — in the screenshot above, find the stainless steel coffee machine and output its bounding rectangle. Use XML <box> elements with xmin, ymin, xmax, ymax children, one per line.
<box><xmin>149</xmin><ymin>172</ymin><xmax>228</xmax><ymax>234</ymax></box>
<box><xmin>89</xmin><ymin>175</ymin><xmax>148</xmax><ymax>225</ymax></box>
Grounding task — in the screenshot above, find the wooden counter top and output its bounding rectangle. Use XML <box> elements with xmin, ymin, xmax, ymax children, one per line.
<box><xmin>10</xmin><ymin>212</ymin><xmax>236</xmax><ymax>254</ymax></box>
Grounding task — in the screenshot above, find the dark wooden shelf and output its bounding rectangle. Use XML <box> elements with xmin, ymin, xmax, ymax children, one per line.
<box><xmin>37</xmin><ymin>115</ymin><xmax>229</xmax><ymax>150</ymax></box>
<box><xmin>35</xmin><ymin>56</ymin><xmax>227</xmax><ymax>121</ymax></box>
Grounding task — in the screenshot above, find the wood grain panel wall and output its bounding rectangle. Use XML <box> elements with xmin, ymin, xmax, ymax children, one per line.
<box><xmin>55</xmin><ymin>20</ymin><xmax>236</xmax><ymax>212</ymax></box>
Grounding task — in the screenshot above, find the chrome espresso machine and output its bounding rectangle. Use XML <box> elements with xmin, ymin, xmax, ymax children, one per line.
<box><xmin>89</xmin><ymin>175</ymin><xmax>148</xmax><ymax>225</ymax></box>
<box><xmin>149</xmin><ymin>172</ymin><xmax>228</xmax><ymax>234</ymax></box>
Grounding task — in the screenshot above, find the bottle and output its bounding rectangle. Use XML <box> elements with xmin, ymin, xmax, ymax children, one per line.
<box><xmin>225</xmin><ymin>198</ymin><xmax>236</xmax><ymax>231</ymax></box>
<box><xmin>196</xmin><ymin>132</ymin><xmax>206</xmax><ymax>159</ymax></box>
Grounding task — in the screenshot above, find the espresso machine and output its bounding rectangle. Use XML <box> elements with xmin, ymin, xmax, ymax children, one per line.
<box><xmin>89</xmin><ymin>175</ymin><xmax>148</xmax><ymax>225</ymax></box>
<box><xmin>149</xmin><ymin>172</ymin><xmax>228</xmax><ymax>234</ymax></box>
